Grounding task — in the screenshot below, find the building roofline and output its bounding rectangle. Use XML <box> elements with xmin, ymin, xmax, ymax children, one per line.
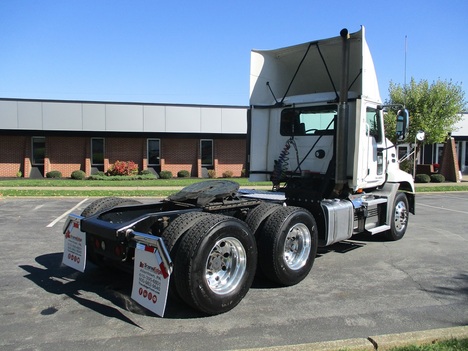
<box><xmin>0</xmin><ymin>97</ymin><xmax>248</xmax><ymax>109</ymax></box>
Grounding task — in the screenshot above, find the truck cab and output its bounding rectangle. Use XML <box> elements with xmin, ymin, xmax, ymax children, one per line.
<box><xmin>248</xmin><ymin>26</ymin><xmax>415</xmax><ymax>245</ymax></box>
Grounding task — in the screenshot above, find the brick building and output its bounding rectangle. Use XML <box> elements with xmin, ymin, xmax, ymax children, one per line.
<box><xmin>396</xmin><ymin>112</ymin><xmax>468</xmax><ymax>175</ymax></box>
<box><xmin>0</xmin><ymin>98</ymin><xmax>248</xmax><ymax>178</ymax></box>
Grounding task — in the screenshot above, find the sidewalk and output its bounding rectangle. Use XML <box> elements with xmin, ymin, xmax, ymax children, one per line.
<box><xmin>0</xmin><ymin>176</ymin><xmax>467</xmax><ymax>193</ymax></box>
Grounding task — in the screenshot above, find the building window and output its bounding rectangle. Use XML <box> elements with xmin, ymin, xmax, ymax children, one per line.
<box><xmin>201</xmin><ymin>139</ymin><xmax>213</xmax><ymax>167</ymax></box>
<box><xmin>91</xmin><ymin>138</ymin><xmax>104</xmax><ymax>165</ymax></box>
<box><xmin>436</xmin><ymin>143</ymin><xmax>444</xmax><ymax>164</ymax></box>
<box><xmin>147</xmin><ymin>139</ymin><xmax>160</xmax><ymax>165</ymax></box>
<box><xmin>32</xmin><ymin>137</ymin><xmax>45</xmax><ymax>165</ymax></box>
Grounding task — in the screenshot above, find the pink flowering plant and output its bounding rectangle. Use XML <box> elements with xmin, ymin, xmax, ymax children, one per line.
<box><xmin>106</xmin><ymin>160</ymin><xmax>139</xmax><ymax>176</ymax></box>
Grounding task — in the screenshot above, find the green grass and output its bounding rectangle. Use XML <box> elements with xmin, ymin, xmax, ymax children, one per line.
<box><xmin>0</xmin><ymin>189</ymin><xmax>177</xmax><ymax>197</ymax></box>
<box><xmin>0</xmin><ymin>177</ymin><xmax>271</xmax><ymax>197</ymax></box>
<box><xmin>1</xmin><ymin>177</ymin><xmax>467</xmax><ymax>197</ymax></box>
<box><xmin>384</xmin><ymin>338</ymin><xmax>468</xmax><ymax>351</ymax></box>
<box><xmin>0</xmin><ymin>178</ymin><xmax>270</xmax><ymax>188</ymax></box>
<box><xmin>415</xmin><ymin>185</ymin><xmax>468</xmax><ymax>192</ymax></box>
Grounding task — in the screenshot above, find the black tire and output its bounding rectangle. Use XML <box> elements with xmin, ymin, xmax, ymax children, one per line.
<box><xmin>81</xmin><ymin>197</ymin><xmax>141</xmax><ymax>217</ymax></box>
<box><xmin>244</xmin><ymin>202</ymin><xmax>282</xmax><ymax>236</ymax></box>
<box><xmin>384</xmin><ymin>192</ymin><xmax>409</xmax><ymax>241</ymax></box>
<box><xmin>258</xmin><ymin>206</ymin><xmax>318</xmax><ymax>286</ymax></box>
<box><xmin>174</xmin><ymin>214</ymin><xmax>257</xmax><ymax>315</ymax></box>
<box><xmin>160</xmin><ymin>212</ymin><xmax>213</xmax><ymax>299</ymax></box>
<box><xmin>161</xmin><ymin>212</ymin><xmax>212</xmax><ymax>253</ymax></box>
<box><xmin>81</xmin><ymin>197</ymin><xmax>142</xmax><ymax>265</ymax></box>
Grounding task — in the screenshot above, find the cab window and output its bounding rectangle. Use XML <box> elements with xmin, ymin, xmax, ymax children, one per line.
<box><xmin>280</xmin><ymin>106</ymin><xmax>336</xmax><ymax>136</ymax></box>
<box><xmin>366</xmin><ymin>107</ymin><xmax>382</xmax><ymax>143</ymax></box>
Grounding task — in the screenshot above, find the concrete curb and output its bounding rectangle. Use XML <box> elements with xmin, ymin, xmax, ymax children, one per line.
<box><xmin>232</xmin><ymin>326</ymin><xmax>468</xmax><ymax>351</ymax></box>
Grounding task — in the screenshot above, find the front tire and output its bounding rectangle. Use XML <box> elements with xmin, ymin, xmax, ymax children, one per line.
<box><xmin>384</xmin><ymin>192</ymin><xmax>409</xmax><ymax>241</ymax></box>
<box><xmin>258</xmin><ymin>206</ymin><xmax>318</xmax><ymax>286</ymax></box>
<box><xmin>174</xmin><ymin>214</ymin><xmax>257</xmax><ymax>315</ymax></box>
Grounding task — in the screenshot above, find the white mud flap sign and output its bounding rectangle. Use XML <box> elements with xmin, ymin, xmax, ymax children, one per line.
<box><xmin>131</xmin><ymin>243</ymin><xmax>170</xmax><ymax>317</ymax></box>
<box><xmin>62</xmin><ymin>215</ymin><xmax>86</xmax><ymax>272</ymax></box>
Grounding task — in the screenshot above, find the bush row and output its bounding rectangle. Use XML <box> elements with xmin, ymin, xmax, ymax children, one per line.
<box><xmin>414</xmin><ymin>173</ymin><xmax>446</xmax><ymax>183</ymax></box>
<box><xmin>44</xmin><ymin>161</ymin><xmax>242</xmax><ymax>179</ymax></box>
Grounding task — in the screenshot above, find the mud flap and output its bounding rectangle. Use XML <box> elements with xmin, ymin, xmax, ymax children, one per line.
<box><xmin>131</xmin><ymin>242</ymin><xmax>171</xmax><ymax>317</ymax></box>
<box><xmin>62</xmin><ymin>214</ymin><xmax>86</xmax><ymax>272</ymax></box>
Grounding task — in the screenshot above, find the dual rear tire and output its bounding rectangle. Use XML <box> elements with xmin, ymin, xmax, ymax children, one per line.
<box><xmin>162</xmin><ymin>205</ymin><xmax>318</xmax><ymax>315</ymax></box>
<box><xmin>163</xmin><ymin>213</ymin><xmax>257</xmax><ymax>315</ymax></box>
<box><xmin>248</xmin><ymin>205</ymin><xmax>318</xmax><ymax>286</ymax></box>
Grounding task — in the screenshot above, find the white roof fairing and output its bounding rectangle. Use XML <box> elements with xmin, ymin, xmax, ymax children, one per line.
<box><xmin>249</xmin><ymin>26</ymin><xmax>381</xmax><ymax>106</ymax></box>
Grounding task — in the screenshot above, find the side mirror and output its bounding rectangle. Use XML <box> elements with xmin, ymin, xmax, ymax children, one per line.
<box><xmin>396</xmin><ymin>109</ymin><xmax>409</xmax><ymax>141</ymax></box>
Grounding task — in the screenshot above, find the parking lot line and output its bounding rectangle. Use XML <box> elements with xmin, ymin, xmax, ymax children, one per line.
<box><xmin>46</xmin><ymin>198</ymin><xmax>88</xmax><ymax>228</ymax></box>
<box><xmin>417</xmin><ymin>202</ymin><xmax>468</xmax><ymax>215</ymax></box>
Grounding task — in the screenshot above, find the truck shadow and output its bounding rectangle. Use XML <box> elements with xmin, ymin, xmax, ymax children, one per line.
<box><xmin>21</xmin><ymin>236</ymin><xmax>405</xmax><ymax>321</ymax></box>
<box><xmin>20</xmin><ymin>253</ymin><xmax>205</xmax><ymax>323</ymax></box>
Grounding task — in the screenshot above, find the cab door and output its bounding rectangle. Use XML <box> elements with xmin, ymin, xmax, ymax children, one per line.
<box><xmin>364</xmin><ymin>105</ymin><xmax>386</xmax><ymax>186</ymax></box>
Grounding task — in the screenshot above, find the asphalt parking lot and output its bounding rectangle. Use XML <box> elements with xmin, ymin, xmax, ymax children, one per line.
<box><xmin>0</xmin><ymin>193</ymin><xmax>467</xmax><ymax>351</ymax></box>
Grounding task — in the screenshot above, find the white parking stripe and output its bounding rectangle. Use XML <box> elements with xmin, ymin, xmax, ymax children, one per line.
<box><xmin>418</xmin><ymin>202</ymin><xmax>468</xmax><ymax>215</ymax></box>
<box><xmin>46</xmin><ymin>198</ymin><xmax>88</xmax><ymax>228</ymax></box>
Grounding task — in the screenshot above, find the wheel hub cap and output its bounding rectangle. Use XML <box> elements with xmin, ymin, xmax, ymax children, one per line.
<box><xmin>205</xmin><ymin>237</ymin><xmax>247</xmax><ymax>295</ymax></box>
<box><xmin>283</xmin><ymin>223</ymin><xmax>312</xmax><ymax>271</ymax></box>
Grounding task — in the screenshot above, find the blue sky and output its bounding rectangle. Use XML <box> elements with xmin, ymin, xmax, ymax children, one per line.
<box><xmin>1</xmin><ymin>0</ymin><xmax>467</xmax><ymax>106</ymax></box>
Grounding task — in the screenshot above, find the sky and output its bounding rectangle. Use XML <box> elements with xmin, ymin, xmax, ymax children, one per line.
<box><xmin>1</xmin><ymin>0</ymin><xmax>467</xmax><ymax>107</ymax></box>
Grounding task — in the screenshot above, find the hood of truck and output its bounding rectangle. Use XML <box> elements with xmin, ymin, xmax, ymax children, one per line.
<box><xmin>250</xmin><ymin>26</ymin><xmax>381</xmax><ymax>106</ymax></box>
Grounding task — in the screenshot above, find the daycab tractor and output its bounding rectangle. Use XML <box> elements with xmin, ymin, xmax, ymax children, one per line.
<box><xmin>62</xmin><ymin>26</ymin><xmax>415</xmax><ymax>317</ymax></box>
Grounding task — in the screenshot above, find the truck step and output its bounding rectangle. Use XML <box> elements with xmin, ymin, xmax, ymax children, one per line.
<box><xmin>362</xmin><ymin>197</ymin><xmax>387</xmax><ymax>207</ymax></box>
<box><xmin>366</xmin><ymin>224</ymin><xmax>390</xmax><ymax>235</ymax></box>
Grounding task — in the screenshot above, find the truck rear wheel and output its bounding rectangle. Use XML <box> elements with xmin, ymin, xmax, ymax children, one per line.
<box><xmin>385</xmin><ymin>192</ymin><xmax>409</xmax><ymax>241</ymax></box>
<box><xmin>81</xmin><ymin>197</ymin><xmax>141</xmax><ymax>265</ymax></box>
<box><xmin>245</xmin><ymin>202</ymin><xmax>282</xmax><ymax>236</ymax></box>
<box><xmin>160</xmin><ymin>212</ymin><xmax>212</xmax><ymax>298</ymax></box>
<box><xmin>258</xmin><ymin>206</ymin><xmax>317</xmax><ymax>286</ymax></box>
<box><xmin>174</xmin><ymin>214</ymin><xmax>257</xmax><ymax>315</ymax></box>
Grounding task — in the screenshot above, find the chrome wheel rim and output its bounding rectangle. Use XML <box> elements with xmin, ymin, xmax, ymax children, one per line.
<box><xmin>394</xmin><ymin>200</ymin><xmax>408</xmax><ymax>232</ymax></box>
<box><xmin>205</xmin><ymin>237</ymin><xmax>247</xmax><ymax>295</ymax></box>
<box><xmin>283</xmin><ymin>223</ymin><xmax>311</xmax><ymax>270</ymax></box>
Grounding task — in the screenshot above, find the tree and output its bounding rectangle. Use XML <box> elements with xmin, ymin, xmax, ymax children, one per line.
<box><xmin>384</xmin><ymin>78</ymin><xmax>466</xmax><ymax>144</ymax></box>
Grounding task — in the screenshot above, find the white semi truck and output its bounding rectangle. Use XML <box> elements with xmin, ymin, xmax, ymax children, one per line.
<box><xmin>62</xmin><ymin>27</ymin><xmax>414</xmax><ymax>316</ymax></box>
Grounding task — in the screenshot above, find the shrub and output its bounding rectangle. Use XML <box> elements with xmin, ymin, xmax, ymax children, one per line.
<box><xmin>207</xmin><ymin>170</ymin><xmax>216</xmax><ymax>179</ymax></box>
<box><xmin>241</xmin><ymin>169</ymin><xmax>247</xmax><ymax>177</ymax></box>
<box><xmin>222</xmin><ymin>170</ymin><xmax>233</xmax><ymax>178</ymax></box>
<box><xmin>16</xmin><ymin>171</ymin><xmax>22</xmax><ymax>178</ymax></box>
<box><xmin>46</xmin><ymin>170</ymin><xmax>62</xmax><ymax>178</ymax></box>
<box><xmin>140</xmin><ymin>169</ymin><xmax>152</xmax><ymax>175</ymax></box>
<box><xmin>159</xmin><ymin>170</ymin><xmax>173</xmax><ymax>179</ymax></box>
<box><xmin>88</xmin><ymin>174</ymin><xmax>157</xmax><ymax>180</ymax></box>
<box><xmin>71</xmin><ymin>170</ymin><xmax>86</xmax><ymax>180</ymax></box>
<box><xmin>430</xmin><ymin>174</ymin><xmax>445</xmax><ymax>183</ymax></box>
<box><xmin>177</xmin><ymin>170</ymin><xmax>190</xmax><ymax>178</ymax></box>
<box><xmin>415</xmin><ymin>174</ymin><xmax>430</xmax><ymax>183</ymax></box>
<box><xmin>106</xmin><ymin>160</ymin><xmax>139</xmax><ymax>176</ymax></box>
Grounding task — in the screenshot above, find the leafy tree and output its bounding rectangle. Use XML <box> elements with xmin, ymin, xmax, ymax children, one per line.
<box><xmin>384</xmin><ymin>78</ymin><xmax>466</xmax><ymax>144</ymax></box>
